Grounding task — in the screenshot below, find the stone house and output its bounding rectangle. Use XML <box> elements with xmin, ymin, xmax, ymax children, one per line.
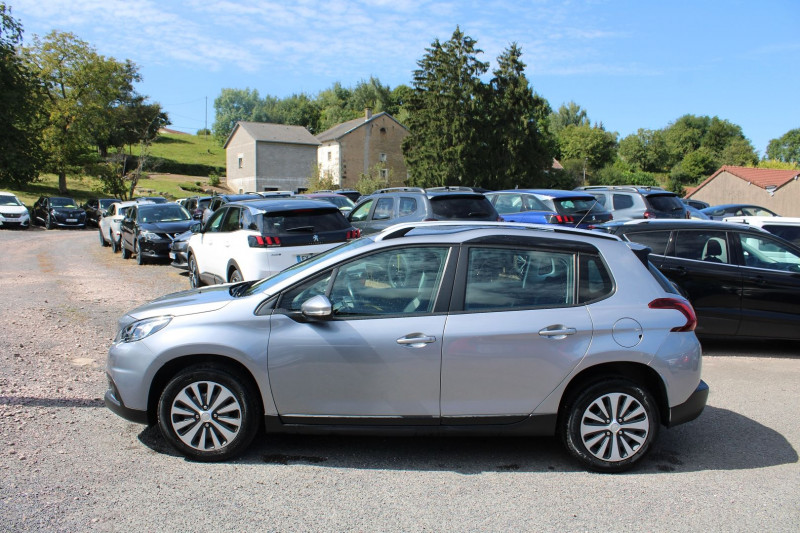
<box><xmin>223</xmin><ymin>122</ymin><xmax>320</xmax><ymax>193</ymax></box>
<box><xmin>686</xmin><ymin>165</ymin><xmax>800</xmax><ymax>216</ymax></box>
<box><xmin>316</xmin><ymin>110</ymin><xmax>409</xmax><ymax>188</ymax></box>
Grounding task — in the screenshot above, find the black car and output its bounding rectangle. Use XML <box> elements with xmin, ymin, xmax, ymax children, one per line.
<box><xmin>168</xmin><ymin>229</ymin><xmax>193</xmax><ymax>270</ymax></box>
<box><xmin>120</xmin><ymin>203</ymin><xmax>194</xmax><ymax>265</ymax></box>
<box><xmin>32</xmin><ymin>196</ymin><xmax>87</xmax><ymax>229</ymax></box>
<box><xmin>83</xmin><ymin>198</ymin><xmax>119</xmax><ymax>226</ymax></box>
<box><xmin>700</xmin><ymin>203</ymin><xmax>779</xmax><ymax>220</ymax></box>
<box><xmin>604</xmin><ymin>219</ymin><xmax>800</xmax><ymax>339</ymax></box>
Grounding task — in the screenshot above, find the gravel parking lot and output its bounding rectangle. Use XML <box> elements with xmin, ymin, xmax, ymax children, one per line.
<box><xmin>1</xmin><ymin>227</ymin><xmax>799</xmax><ymax>532</ymax></box>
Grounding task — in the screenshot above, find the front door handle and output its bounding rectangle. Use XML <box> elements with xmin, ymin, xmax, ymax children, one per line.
<box><xmin>538</xmin><ymin>326</ymin><xmax>577</xmax><ymax>339</ymax></box>
<box><xmin>397</xmin><ymin>334</ymin><xmax>437</xmax><ymax>347</ymax></box>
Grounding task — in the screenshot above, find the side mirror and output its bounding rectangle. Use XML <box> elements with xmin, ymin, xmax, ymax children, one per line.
<box><xmin>301</xmin><ymin>295</ymin><xmax>332</xmax><ymax>319</ymax></box>
<box><xmin>190</xmin><ymin>222</ymin><xmax>202</xmax><ymax>233</ymax></box>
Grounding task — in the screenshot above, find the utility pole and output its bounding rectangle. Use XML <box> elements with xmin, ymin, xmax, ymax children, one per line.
<box><xmin>204</xmin><ymin>96</ymin><xmax>208</xmax><ymax>140</ymax></box>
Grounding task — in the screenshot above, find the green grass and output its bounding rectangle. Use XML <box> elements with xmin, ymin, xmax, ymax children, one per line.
<box><xmin>3</xmin><ymin>133</ymin><xmax>227</xmax><ymax>207</ymax></box>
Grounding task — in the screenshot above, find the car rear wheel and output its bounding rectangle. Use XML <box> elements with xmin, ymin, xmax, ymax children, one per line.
<box><xmin>157</xmin><ymin>365</ymin><xmax>258</xmax><ymax>462</ymax></box>
<box><xmin>98</xmin><ymin>227</ymin><xmax>108</xmax><ymax>246</ymax></box>
<box><xmin>561</xmin><ymin>379</ymin><xmax>659</xmax><ymax>473</ymax></box>
<box><xmin>189</xmin><ymin>255</ymin><xmax>202</xmax><ymax>288</ymax></box>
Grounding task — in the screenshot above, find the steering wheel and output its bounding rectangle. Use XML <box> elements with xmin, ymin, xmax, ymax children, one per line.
<box><xmin>387</xmin><ymin>254</ymin><xmax>411</xmax><ymax>288</ymax></box>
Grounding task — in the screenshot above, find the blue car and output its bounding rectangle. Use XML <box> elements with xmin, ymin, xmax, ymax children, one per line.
<box><xmin>509</xmin><ymin>189</ymin><xmax>613</xmax><ymax>229</ymax></box>
<box><xmin>484</xmin><ymin>190</ymin><xmax>567</xmax><ymax>225</ymax></box>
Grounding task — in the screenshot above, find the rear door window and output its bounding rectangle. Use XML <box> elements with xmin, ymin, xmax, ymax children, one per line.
<box><xmin>398</xmin><ymin>197</ymin><xmax>417</xmax><ymax>216</ymax></box>
<box><xmin>373</xmin><ymin>198</ymin><xmax>394</xmax><ymax>220</ymax></box>
<box><xmin>612</xmin><ymin>194</ymin><xmax>634</xmax><ymax>209</ymax></box>
<box><xmin>674</xmin><ymin>230</ymin><xmax>729</xmax><ymax>263</ymax></box>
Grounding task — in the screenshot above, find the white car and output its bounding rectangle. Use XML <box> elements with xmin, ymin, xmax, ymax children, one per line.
<box><xmin>723</xmin><ymin>215</ymin><xmax>800</xmax><ymax>247</ymax></box>
<box><xmin>0</xmin><ymin>192</ymin><xmax>30</xmax><ymax>229</ymax></box>
<box><xmin>98</xmin><ymin>200</ymin><xmax>149</xmax><ymax>252</ymax></box>
<box><xmin>187</xmin><ymin>198</ymin><xmax>360</xmax><ymax>287</ymax></box>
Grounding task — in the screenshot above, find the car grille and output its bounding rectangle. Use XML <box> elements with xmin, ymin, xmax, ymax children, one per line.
<box><xmin>1</xmin><ymin>213</ymin><xmax>21</xmax><ymax>219</ymax></box>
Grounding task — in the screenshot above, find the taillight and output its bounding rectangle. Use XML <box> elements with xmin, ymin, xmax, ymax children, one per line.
<box><xmin>346</xmin><ymin>229</ymin><xmax>361</xmax><ymax>240</ymax></box>
<box><xmin>643</xmin><ymin>211</ymin><xmax>655</xmax><ymax>219</ymax></box>
<box><xmin>248</xmin><ymin>235</ymin><xmax>281</xmax><ymax>247</ymax></box>
<box><xmin>648</xmin><ymin>298</ymin><xmax>697</xmax><ymax>332</ymax></box>
<box><xmin>548</xmin><ymin>214</ymin><xmax>575</xmax><ymax>224</ymax></box>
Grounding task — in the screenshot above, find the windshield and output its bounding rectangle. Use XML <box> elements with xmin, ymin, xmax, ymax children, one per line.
<box><xmin>138</xmin><ymin>205</ymin><xmax>191</xmax><ymax>223</ymax></box>
<box><xmin>241</xmin><ymin>237</ymin><xmax>375</xmax><ymax>296</ymax></box>
<box><xmin>0</xmin><ymin>195</ymin><xmax>23</xmax><ymax>206</ymax></box>
<box><xmin>51</xmin><ymin>198</ymin><xmax>78</xmax><ymax>208</ymax></box>
<box><xmin>552</xmin><ymin>197</ymin><xmax>603</xmax><ymax>215</ymax></box>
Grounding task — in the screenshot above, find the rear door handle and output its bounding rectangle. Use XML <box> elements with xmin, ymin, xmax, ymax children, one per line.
<box><xmin>397</xmin><ymin>334</ymin><xmax>437</xmax><ymax>347</ymax></box>
<box><xmin>538</xmin><ymin>326</ymin><xmax>577</xmax><ymax>338</ymax></box>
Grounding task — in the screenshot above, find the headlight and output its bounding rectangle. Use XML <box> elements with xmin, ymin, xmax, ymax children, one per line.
<box><xmin>115</xmin><ymin>316</ymin><xmax>172</xmax><ymax>343</ymax></box>
<box><xmin>139</xmin><ymin>230</ymin><xmax>164</xmax><ymax>242</ymax></box>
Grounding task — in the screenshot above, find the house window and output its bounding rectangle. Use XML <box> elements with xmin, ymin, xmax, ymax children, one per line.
<box><xmin>380</xmin><ymin>153</ymin><xmax>387</xmax><ymax>162</ymax></box>
<box><xmin>327</xmin><ymin>152</ymin><xmax>332</xmax><ymax>161</ymax></box>
<box><xmin>237</xmin><ymin>153</ymin><xmax>244</xmax><ymax>169</ymax></box>
<box><xmin>380</xmin><ymin>169</ymin><xmax>389</xmax><ymax>179</ymax></box>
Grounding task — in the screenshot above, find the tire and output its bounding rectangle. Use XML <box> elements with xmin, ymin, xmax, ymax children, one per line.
<box><xmin>157</xmin><ymin>365</ymin><xmax>258</xmax><ymax>462</ymax></box>
<box><xmin>189</xmin><ymin>255</ymin><xmax>202</xmax><ymax>288</ymax></box>
<box><xmin>99</xmin><ymin>228</ymin><xmax>108</xmax><ymax>247</ymax></box>
<box><xmin>111</xmin><ymin>234</ymin><xmax>119</xmax><ymax>253</ymax></box>
<box><xmin>45</xmin><ymin>215</ymin><xmax>53</xmax><ymax>230</ymax></box>
<box><xmin>121</xmin><ymin>239</ymin><xmax>131</xmax><ymax>259</ymax></box>
<box><xmin>135</xmin><ymin>240</ymin><xmax>146</xmax><ymax>265</ymax></box>
<box><xmin>561</xmin><ymin>379</ymin><xmax>659</xmax><ymax>473</ymax></box>
<box><xmin>229</xmin><ymin>267</ymin><xmax>243</xmax><ymax>284</ymax></box>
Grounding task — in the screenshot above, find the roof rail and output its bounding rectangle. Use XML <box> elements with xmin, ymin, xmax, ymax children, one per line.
<box><xmin>425</xmin><ymin>186</ymin><xmax>476</xmax><ymax>192</ymax></box>
<box><xmin>373</xmin><ymin>187</ymin><xmax>426</xmax><ymax>194</ymax></box>
<box><xmin>372</xmin><ymin>220</ymin><xmax>621</xmax><ymax>241</ymax></box>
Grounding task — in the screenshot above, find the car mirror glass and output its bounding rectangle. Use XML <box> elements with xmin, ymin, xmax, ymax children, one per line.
<box><xmin>191</xmin><ymin>222</ymin><xmax>202</xmax><ymax>233</ymax></box>
<box><xmin>301</xmin><ymin>295</ymin><xmax>332</xmax><ymax>319</ymax></box>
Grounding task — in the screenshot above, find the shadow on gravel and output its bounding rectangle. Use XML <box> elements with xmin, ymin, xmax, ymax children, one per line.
<box><xmin>701</xmin><ymin>338</ymin><xmax>800</xmax><ymax>358</ymax></box>
<box><xmin>135</xmin><ymin>406</ymin><xmax>797</xmax><ymax>475</ymax></box>
<box><xmin>0</xmin><ymin>396</ymin><xmax>103</xmax><ymax>408</ymax></box>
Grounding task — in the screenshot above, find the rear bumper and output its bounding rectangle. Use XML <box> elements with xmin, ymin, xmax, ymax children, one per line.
<box><xmin>667</xmin><ymin>380</ymin><xmax>709</xmax><ymax>427</ymax></box>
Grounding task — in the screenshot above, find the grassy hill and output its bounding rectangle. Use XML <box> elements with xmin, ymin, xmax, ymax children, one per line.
<box><xmin>5</xmin><ymin>132</ymin><xmax>228</xmax><ymax>206</ymax></box>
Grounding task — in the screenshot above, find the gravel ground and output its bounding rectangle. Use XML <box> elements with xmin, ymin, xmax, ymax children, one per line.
<box><xmin>1</xmin><ymin>227</ymin><xmax>799</xmax><ymax>532</ymax></box>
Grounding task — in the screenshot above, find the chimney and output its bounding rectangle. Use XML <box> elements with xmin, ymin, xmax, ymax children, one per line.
<box><xmin>365</xmin><ymin>108</ymin><xmax>372</xmax><ymax>121</ymax></box>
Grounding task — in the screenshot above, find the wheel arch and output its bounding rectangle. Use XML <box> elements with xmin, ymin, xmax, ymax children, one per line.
<box><xmin>227</xmin><ymin>260</ymin><xmax>242</xmax><ymax>282</ymax></box>
<box><xmin>145</xmin><ymin>354</ymin><xmax>265</xmax><ymax>426</ymax></box>
<box><xmin>557</xmin><ymin>362</ymin><xmax>668</xmax><ymax>429</ymax></box>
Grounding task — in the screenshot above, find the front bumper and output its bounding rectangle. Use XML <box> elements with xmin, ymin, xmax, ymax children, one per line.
<box><xmin>138</xmin><ymin>239</ymin><xmax>172</xmax><ymax>259</ymax></box>
<box><xmin>667</xmin><ymin>380</ymin><xmax>709</xmax><ymax>427</ymax></box>
<box><xmin>0</xmin><ymin>216</ymin><xmax>30</xmax><ymax>228</ymax></box>
<box><xmin>104</xmin><ymin>377</ymin><xmax>149</xmax><ymax>424</ymax></box>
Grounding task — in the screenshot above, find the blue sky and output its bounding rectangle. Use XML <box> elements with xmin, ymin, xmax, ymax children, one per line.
<box><xmin>9</xmin><ymin>0</ymin><xmax>800</xmax><ymax>155</ymax></box>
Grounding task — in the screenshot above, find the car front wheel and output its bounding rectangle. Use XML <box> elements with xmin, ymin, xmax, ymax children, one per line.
<box><xmin>561</xmin><ymin>379</ymin><xmax>659</xmax><ymax>473</ymax></box>
<box><xmin>111</xmin><ymin>233</ymin><xmax>119</xmax><ymax>253</ymax></box>
<box><xmin>229</xmin><ymin>268</ymin><xmax>243</xmax><ymax>284</ymax></box>
<box><xmin>157</xmin><ymin>365</ymin><xmax>258</xmax><ymax>462</ymax></box>
<box><xmin>189</xmin><ymin>255</ymin><xmax>202</xmax><ymax>288</ymax></box>
<box><xmin>135</xmin><ymin>240</ymin><xmax>146</xmax><ymax>265</ymax></box>
<box><xmin>121</xmin><ymin>239</ymin><xmax>131</xmax><ymax>259</ymax></box>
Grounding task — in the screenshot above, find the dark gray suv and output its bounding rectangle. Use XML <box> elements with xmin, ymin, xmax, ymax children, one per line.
<box><xmin>576</xmin><ymin>186</ymin><xmax>689</xmax><ymax>221</ymax></box>
<box><xmin>348</xmin><ymin>187</ymin><xmax>500</xmax><ymax>234</ymax></box>
<box><xmin>106</xmin><ymin>221</ymin><xmax>707</xmax><ymax>472</ymax></box>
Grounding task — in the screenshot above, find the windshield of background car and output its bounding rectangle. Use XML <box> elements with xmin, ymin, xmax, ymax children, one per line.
<box><xmin>551</xmin><ymin>197</ymin><xmax>602</xmax><ymax>215</ymax></box>
<box><xmin>99</xmin><ymin>199</ymin><xmax>119</xmax><ymax>209</ymax></box>
<box><xmin>51</xmin><ymin>198</ymin><xmax>78</xmax><ymax>208</ymax></box>
<box><xmin>138</xmin><ymin>205</ymin><xmax>191</xmax><ymax>223</ymax></box>
<box><xmin>762</xmin><ymin>225</ymin><xmax>800</xmax><ymax>247</ymax></box>
<box><xmin>489</xmin><ymin>193</ymin><xmax>551</xmax><ymax>214</ymax></box>
<box><xmin>260</xmin><ymin>208</ymin><xmax>350</xmax><ymax>235</ymax></box>
<box><xmin>0</xmin><ymin>195</ymin><xmax>23</xmax><ymax>206</ymax></box>
<box><xmin>241</xmin><ymin>237</ymin><xmax>376</xmax><ymax>296</ymax></box>
<box><xmin>429</xmin><ymin>196</ymin><xmax>496</xmax><ymax>219</ymax></box>
<box><xmin>646</xmin><ymin>194</ymin><xmax>685</xmax><ymax>213</ymax></box>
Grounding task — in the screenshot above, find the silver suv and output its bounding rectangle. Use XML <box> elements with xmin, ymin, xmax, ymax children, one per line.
<box><xmin>576</xmin><ymin>186</ymin><xmax>689</xmax><ymax>221</ymax></box>
<box><xmin>105</xmin><ymin>222</ymin><xmax>708</xmax><ymax>472</ymax></box>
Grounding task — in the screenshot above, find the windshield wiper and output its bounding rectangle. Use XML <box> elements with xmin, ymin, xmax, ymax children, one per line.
<box><xmin>285</xmin><ymin>226</ymin><xmax>315</xmax><ymax>232</ymax></box>
<box><xmin>230</xmin><ymin>280</ymin><xmax>257</xmax><ymax>297</ymax></box>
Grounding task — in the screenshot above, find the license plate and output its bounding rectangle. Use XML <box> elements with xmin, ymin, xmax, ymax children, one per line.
<box><xmin>67</xmin><ymin>218</ymin><xmax>77</xmax><ymax>223</ymax></box>
<box><xmin>296</xmin><ymin>254</ymin><xmax>312</xmax><ymax>263</ymax></box>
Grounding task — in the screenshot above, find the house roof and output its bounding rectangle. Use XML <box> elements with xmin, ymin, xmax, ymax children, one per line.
<box><xmin>316</xmin><ymin>111</ymin><xmax>407</xmax><ymax>142</ymax></box>
<box><xmin>688</xmin><ymin>165</ymin><xmax>800</xmax><ymax>198</ymax></box>
<box><xmin>223</xmin><ymin>122</ymin><xmax>320</xmax><ymax>148</ymax></box>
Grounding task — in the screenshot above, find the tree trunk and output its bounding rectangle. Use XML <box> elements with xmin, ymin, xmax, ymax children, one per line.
<box><xmin>58</xmin><ymin>170</ymin><xmax>67</xmax><ymax>194</ymax></box>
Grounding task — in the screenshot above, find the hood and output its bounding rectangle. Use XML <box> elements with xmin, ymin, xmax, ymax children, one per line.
<box><xmin>140</xmin><ymin>220</ymin><xmax>194</xmax><ymax>233</ymax></box>
<box><xmin>0</xmin><ymin>205</ymin><xmax>28</xmax><ymax>215</ymax></box>
<box><xmin>53</xmin><ymin>207</ymin><xmax>84</xmax><ymax>215</ymax></box>
<box><xmin>126</xmin><ymin>284</ymin><xmax>234</xmax><ymax>321</ymax></box>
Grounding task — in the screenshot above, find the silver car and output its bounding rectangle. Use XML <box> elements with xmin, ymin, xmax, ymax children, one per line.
<box><xmin>105</xmin><ymin>222</ymin><xmax>708</xmax><ymax>472</ymax></box>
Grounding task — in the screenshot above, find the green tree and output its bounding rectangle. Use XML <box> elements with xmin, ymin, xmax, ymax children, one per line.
<box><xmin>0</xmin><ymin>4</ymin><xmax>44</xmax><ymax>186</ymax></box>
<box><xmin>24</xmin><ymin>31</ymin><xmax>141</xmax><ymax>193</ymax></box>
<box><xmin>719</xmin><ymin>137</ymin><xmax>758</xmax><ymax>167</ymax></box>
<box><xmin>402</xmin><ymin>27</ymin><xmax>488</xmax><ymax>187</ymax></box>
<box><xmin>212</xmin><ymin>88</ymin><xmax>262</xmax><ymax>144</ymax></box>
<box><xmin>668</xmin><ymin>147</ymin><xmax>717</xmax><ymax>194</ymax></box>
<box><xmin>548</xmin><ymin>101</ymin><xmax>590</xmax><ymax>138</ymax></box>
<box><xmin>558</xmin><ymin>124</ymin><xmax>618</xmax><ymax>171</ymax></box>
<box><xmin>618</xmin><ymin>128</ymin><xmax>668</xmax><ymax>172</ymax></box>
<box><xmin>766</xmin><ymin>128</ymin><xmax>800</xmax><ymax>164</ymax></box>
<box><xmin>483</xmin><ymin>43</ymin><xmax>554</xmax><ymax>189</ymax></box>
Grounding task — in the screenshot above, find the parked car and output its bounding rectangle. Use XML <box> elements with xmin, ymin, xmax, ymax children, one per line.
<box><xmin>98</xmin><ymin>200</ymin><xmax>146</xmax><ymax>253</ymax></box>
<box><xmin>524</xmin><ymin>190</ymin><xmax>613</xmax><ymax>229</ymax></box>
<box><xmin>296</xmin><ymin>192</ymin><xmax>355</xmax><ymax>215</ymax></box>
<box><xmin>348</xmin><ymin>187</ymin><xmax>500</xmax><ymax>234</ymax></box>
<box><xmin>120</xmin><ymin>203</ymin><xmax>194</xmax><ymax>265</ymax></box>
<box><xmin>700</xmin><ymin>203</ymin><xmax>779</xmax><ymax>220</ymax></box>
<box><xmin>575</xmin><ymin>186</ymin><xmax>689</xmax><ymax>221</ymax></box>
<box><xmin>724</xmin><ymin>216</ymin><xmax>800</xmax><ymax>247</ymax></box>
<box><xmin>134</xmin><ymin>196</ymin><xmax>169</xmax><ymax>204</ymax></box>
<box><xmin>485</xmin><ymin>190</ymin><xmax>577</xmax><ymax>225</ymax></box>
<box><xmin>682</xmin><ymin>198</ymin><xmax>710</xmax><ymax>210</ymax></box>
<box><xmin>182</xmin><ymin>196</ymin><xmax>214</xmax><ymax>220</ymax></box>
<box><xmin>604</xmin><ymin>218</ymin><xmax>800</xmax><ymax>339</ymax></box>
<box><xmin>83</xmin><ymin>198</ymin><xmax>119</xmax><ymax>226</ymax></box>
<box><xmin>32</xmin><ymin>196</ymin><xmax>87</xmax><ymax>229</ymax></box>
<box><xmin>105</xmin><ymin>221</ymin><xmax>708</xmax><ymax>472</ymax></box>
<box><xmin>201</xmin><ymin>193</ymin><xmax>262</xmax><ymax>224</ymax></box>
<box><xmin>685</xmin><ymin>205</ymin><xmax>710</xmax><ymax>220</ymax></box>
<box><xmin>317</xmin><ymin>188</ymin><xmax>361</xmax><ymax>203</ymax></box>
<box><xmin>187</xmin><ymin>198</ymin><xmax>360</xmax><ymax>287</ymax></box>
<box><xmin>252</xmin><ymin>191</ymin><xmax>294</xmax><ymax>198</ymax></box>
<box><xmin>0</xmin><ymin>191</ymin><xmax>30</xmax><ymax>229</ymax></box>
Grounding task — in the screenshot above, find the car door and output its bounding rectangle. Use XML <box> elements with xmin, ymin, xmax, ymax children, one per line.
<box><xmin>660</xmin><ymin>229</ymin><xmax>742</xmax><ymax>336</ymax></box>
<box><xmin>121</xmin><ymin>205</ymin><xmax>137</xmax><ymax>249</ymax></box>
<box><xmin>734</xmin><ymin>230</ymin><xmax>800</xmax><ymax>339</ymax></box>
<box><xmin>267</xmin><ymin>245</ymin><xmax>452</xmax><ymax>421</ymax></box>
<box><xmin>440</xmin><ymin>245</ymin><xmax>594</xmax><ymax>418</ymax></box>
<box><xmin>194</xmin><ymin>207</ymin><xmax>228</xmax><ymax>282</ymax></box>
